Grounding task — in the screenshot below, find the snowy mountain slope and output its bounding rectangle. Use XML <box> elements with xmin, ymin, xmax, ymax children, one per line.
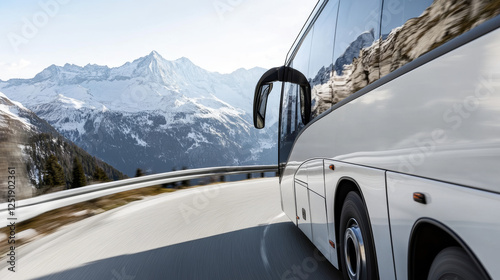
<box><xmin>0</xmin><ymin>52</ymin><xmax>277</xmax><ymax>176</ymax></box>
<box><xmin>0</xmin><ymin>92</ymin><xmax>36</xmax><ymax>200</ymax></box>
<box><xmin>0</xmin><ymin>93</ymin><xmax>32</xmax><ymax>129</ymax></box>
<box><xmin>2</xmin><ymin>51</ymin><xmax>265</xmax><ymax>115</ymax></box>
<box><xmin>0</xmin><ymin>92</ymin><xmax>126</xmax><ymax>199</ymax></box>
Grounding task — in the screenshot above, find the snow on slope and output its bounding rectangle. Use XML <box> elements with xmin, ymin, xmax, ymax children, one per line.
<box><xmin>0</xmin><ymin>52</ymin><xmax>277</xmax><ymax>176</ymax></box>
<box><xmin>0</xmin><ymin>92</ymin><xmax>32</xmax><ymax>129</ymax></box>
<box><xmin>0</xmin><ymin>51</ymin><xmax>265</xmax><ymax>116</ymax></box>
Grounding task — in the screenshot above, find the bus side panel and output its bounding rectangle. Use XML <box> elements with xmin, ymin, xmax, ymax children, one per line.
<box><xmin>288</xmin><ymin>27</ymin><xmax>500</xmax><ymax>197</ymax></box>
<box><xmin>387</xmin><ymin>172</ymin><xmax>500</xmax><ymax>279</ymax></box>
<box><xmin>324</xmin><ymin>160</ymin><xmax>395</xmax><ymax>279</ymax></box>
<box><xmin>283</xmin><ymin>13</ymin><xmax>500</xmax><ymax>280</ymax></box>
<box><xmin>295</xmin><ymin>179</ymin><xmax>313</xmax><ymax>239</ymax></box>
<box><xmin>281</xmin><ymin>161</ymin><xmax>301</xmax><ymax>225</ymax></box>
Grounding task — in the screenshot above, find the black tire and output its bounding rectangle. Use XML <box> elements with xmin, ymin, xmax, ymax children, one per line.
<box><xmin>428</xmin><ymin>247</ymin><xmax>486</xmax><ymax>280</ymax></box>
<box><xmin>339</xmin><ymin>192</ymin><xmax>378</xmax><ymax>280</ymax></box>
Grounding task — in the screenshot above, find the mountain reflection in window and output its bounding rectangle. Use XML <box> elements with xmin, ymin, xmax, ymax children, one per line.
<box><xmin>308</xmin><ymin>0</ymin><xmax>500</xmax><ymax>119</ymax></box>
<box><xmin>380</xmin><ymin>0</ymin><xmax>500</xmax><ymax>75</ymax></box>
<box><xmin>310</xmin><ymin>0</ymin><xmax>382</xmax><ymax>118</ymax></box>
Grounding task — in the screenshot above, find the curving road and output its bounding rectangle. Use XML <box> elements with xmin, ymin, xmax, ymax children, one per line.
<box><xmin>0</xmin><ymin>178</ymin><xmax>341</xmax><ymax>279</ymax></box>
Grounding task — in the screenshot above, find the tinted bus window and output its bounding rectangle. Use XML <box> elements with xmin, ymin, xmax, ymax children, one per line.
<box><xmin>331</xmin><ymin>0</ymin><xmax>382</xmax><ymax>106</ymax></box>
<box><xmin>279</xmin><ymin>82</ymin><xmax>305</xmax><ymax>166</ymax></box>
<box><xmin>380</xmin><ymin>0</ymin><xmax>500</xmax><ymax>77</ymax></box>
<box><xmin>380</xmin><ymin>0</ymin><xmax>433</xmax><ymax>38</ymax></box>
<box><xmin>291</xmin><ymin>28</ymin><xmax>313</xmax><ymax>80</ymax></box>
<box><xmin>280</xmin><ymin>20</ymin><xmax>314</xmax><ymax>167</ymax></box>
<box><xmin>333</xmin><ymin>0</ymin><xmax>382</xmax><ymax>90</ymax></box>
<box><xmin>308</xmin><ymin>0</ymin><xmax>339</xmax><ymax>118</ymax></box>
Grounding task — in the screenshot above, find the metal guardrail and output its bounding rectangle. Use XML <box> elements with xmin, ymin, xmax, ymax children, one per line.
<box><xmin>0</xmin><ymin>165</ymin><xmax>278</xmax><ymax>223</ymax></box>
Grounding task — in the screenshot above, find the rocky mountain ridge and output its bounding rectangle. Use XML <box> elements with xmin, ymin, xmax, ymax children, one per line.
<box><xmin>0</xmin><ymin>52</ymin><xmax>277</xmax><ymax>176</ymax></box>
<box><xmin>0</xmin><ymin>92</ymin><xmax>126</xmax><ymax>200</ymax></box>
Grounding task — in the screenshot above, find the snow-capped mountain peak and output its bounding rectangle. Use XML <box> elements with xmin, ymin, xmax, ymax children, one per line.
<box><xmin>0</xmin><ymin>52</ymin><xmax>275</xmax><ymax>176</ymax></box>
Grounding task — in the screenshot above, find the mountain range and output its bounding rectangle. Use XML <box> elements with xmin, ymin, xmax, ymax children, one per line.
<box><xmin>0</xmin><ymin>51</ymin><xmax>277</xmax><ymax>176</ymax></box>
<box><xmin>0</xmin><ymin>92</ymin><xmax>126</xmax><ymax>199</ymax></box>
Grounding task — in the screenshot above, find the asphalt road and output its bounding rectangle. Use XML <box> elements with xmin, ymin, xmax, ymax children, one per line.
<box><xmin>0</xmin><ymin>178</ymin><xmax>342</xmax><ymax>279</ymax></box>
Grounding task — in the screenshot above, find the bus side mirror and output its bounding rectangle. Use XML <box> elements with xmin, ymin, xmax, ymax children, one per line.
<box><xmin>253</xmin><ymin>66</ymin><xmax>311</xmax><ymax>129</ymax></box>
<box><xmin>254</xmin><ymin>83</ymin><xmax>273</xmax><ymax>129</ymax></box>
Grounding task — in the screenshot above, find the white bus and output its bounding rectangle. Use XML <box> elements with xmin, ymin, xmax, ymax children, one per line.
<box><xmin>253</xmin><ymin>0</ymin><xmax>500</xmax><ymax>279</ymax></box>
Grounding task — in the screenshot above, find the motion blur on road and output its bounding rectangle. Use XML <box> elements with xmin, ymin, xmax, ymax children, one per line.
<box><xmin>0</xmin><ymin>178</ymin><xmax>341</xmax><ymax>279</ymax></box>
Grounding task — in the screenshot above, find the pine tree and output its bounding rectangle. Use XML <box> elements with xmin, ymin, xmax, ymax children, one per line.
<box><xmin>93</xmin><ymin>166</ymin><xmax>109</xmax><ymax>182</ymax></box>
<box><xmin>43</xmin><ymin>154</ymin><xmax>65</xmax><ymax>187</ymax></box>
<box><xmin>135</xmin><ymin>168</ymin><xmax>144</xmax><ymax>177</ymax></box>
<box><xmin>71</xmin><ymin>157</ymin><xmax>87</xmax><ymax>188</ymax></box>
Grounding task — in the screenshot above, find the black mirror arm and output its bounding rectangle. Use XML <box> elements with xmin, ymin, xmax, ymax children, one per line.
<box><xmin>257</xmin><ymin>67</ymin><xmax>283</xmax><ymax>85</ymax></box>
<box><xmin>258</xmin><ymin>66</ymin><xmax>309</xmax><ymax>86</ymax></box>
<box><xmin>253</xmin><ymin>66</ymin><xmax>311</xmax><ymax>129</ymax></box>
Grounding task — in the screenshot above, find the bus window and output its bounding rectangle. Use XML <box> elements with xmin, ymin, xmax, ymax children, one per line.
<box><xmin>290</xmin><ymin>28</ymin><xmax>313</xmax><ymax>82</ymax></box>
<box><xmin>332</xmin><ymin>0</ymin><xmax>382</xmax><ymax>98</ymax></box>
<box><xmin>379</xmin><ymin>0</ymin><xmax>434</xmax><ymax>76</ymax></box>
<box><xmin>279</xmin><ymin>22</ymin><xmax>314</xmax><ymax>167</ymax></box>
<box><xmin>308</xmin><ymin>1</ymin><xmax>339</xmax><ymax>118</ymax></box>
<box><xmin>379</xmin><ymin>0</ymin><xmax>500</xmax><ymax>77</ymax></box>
<box><xmin>279</xmin><ymin>82</ymin><xmax>305</xmax><ymax>166</ymax></box>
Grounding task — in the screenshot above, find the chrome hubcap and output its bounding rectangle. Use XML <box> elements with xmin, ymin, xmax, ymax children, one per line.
<box><xmin>344</xmin><ymin>218</ymin><xmax>366</xmax><ymax>280</ymax></box>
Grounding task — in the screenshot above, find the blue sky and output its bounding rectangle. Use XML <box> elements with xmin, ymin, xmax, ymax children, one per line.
<box><xmin>0</xmin><ymin>0</ymin><xmax>318</xmax><ymax>80</ymax></box>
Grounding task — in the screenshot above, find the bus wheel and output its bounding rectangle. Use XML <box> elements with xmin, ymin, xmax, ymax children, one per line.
<box><xmin>339</xmin><ymin>192</ymin><xmax>378</xmax><ymax>280</ymax></box>
<box><xmin>427</xmin><ymin>247</ymin><xmax>486</xmax><ymax>280</ymax></box>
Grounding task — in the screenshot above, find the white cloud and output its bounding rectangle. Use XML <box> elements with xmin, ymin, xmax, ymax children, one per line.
<box><xmin>0</xmin><ymin>59</ymin><xmax>32</xmax><ymax>80</ymax></box>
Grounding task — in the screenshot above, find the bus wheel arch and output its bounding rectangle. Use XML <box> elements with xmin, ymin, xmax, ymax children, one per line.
<box><xmin>408</xmin><ymin>219</ymin><xmax>489</xmax><ymax>280</ymax></box>
<box><xmin>334</xmin><ymin>178</ymin><xmax>379</xmax><ymax>279</ymax></box>
<box><xmin>334</xmin><ymin>178</ymin><xmax>361</xmax><ymax>251</ymax></box>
